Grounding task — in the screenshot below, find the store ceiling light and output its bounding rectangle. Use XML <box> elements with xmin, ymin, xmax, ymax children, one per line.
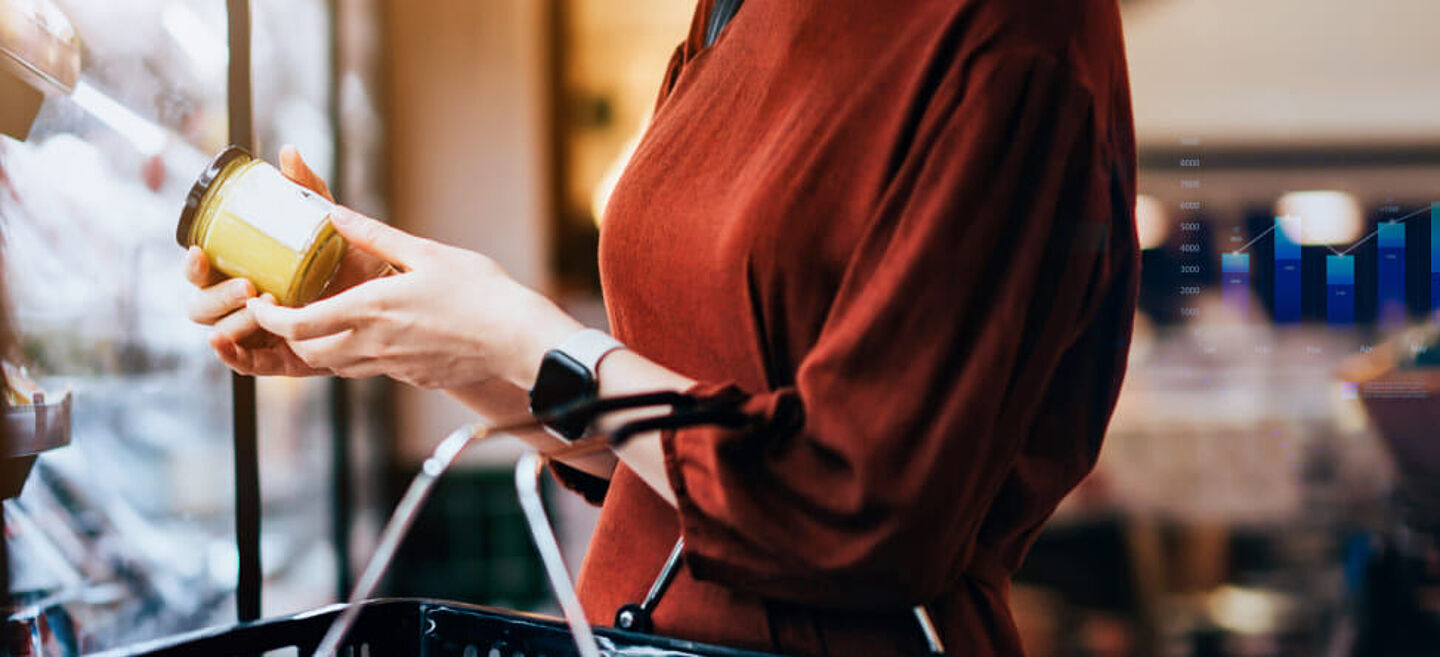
<box><xmin>1275</xmin><ymin>190</ymin><xmax>1363</xmax><ymax>246</ymax></box>
<box><xmin>1206</xmin><ymin>585</ymin><xmax>1293</xmax><ymax>636</ymax></box>
<box><xmin>1135</xmin><ymin>193</ymin><xmax>1169</xmax><ymax>249</ymax></box>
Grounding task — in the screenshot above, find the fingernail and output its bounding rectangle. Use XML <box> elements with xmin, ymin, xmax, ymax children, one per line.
<box><xmin>329</xmin><ymin>210</ymin><xmax>352</xmax><ymax>227</ymax></box>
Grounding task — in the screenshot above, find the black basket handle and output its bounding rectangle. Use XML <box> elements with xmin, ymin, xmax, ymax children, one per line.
<box><xmin>543</xmin><ymin>395</ymin><xmax>950</xmax><ymax>656</ymax></box>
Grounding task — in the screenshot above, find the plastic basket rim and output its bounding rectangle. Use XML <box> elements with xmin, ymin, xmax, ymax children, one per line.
<box><xmin>87</xmin><ymin>597</ymin><xmax>784</xmax><ymax>657</ymax></box>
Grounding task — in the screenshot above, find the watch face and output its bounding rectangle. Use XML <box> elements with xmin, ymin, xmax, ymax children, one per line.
<box><xmin>530</xmin><ymin>350</ymin><xmax>597</xmax><ymax>440</ymax></box>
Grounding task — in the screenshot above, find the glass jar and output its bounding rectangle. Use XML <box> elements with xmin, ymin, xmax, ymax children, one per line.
<box><xmin>176</xmin><ymin>146</ymin><xmax>347</xmax><ymax>307</ymax></box>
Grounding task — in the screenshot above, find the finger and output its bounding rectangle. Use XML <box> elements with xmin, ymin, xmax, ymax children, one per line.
<box><xmin>209</xmin><ymin>333</ymin><xmax>255</xmax><ymax>376</ymax></box>
<box><xmin>185</xmin><ymin>246</ymin><xmax>225</xmax><ymax>287</ymax></box>
<box><xmin>211</xmin><ymin>306</ymin><xmax>268</xmax><ymax>346</ymax></box>
<box><xmin>187</xmin><ymin>277</ymin><xmax>256</xmax><ymax>325</ymax></box>
<box><xmin>278</xmin><ymin>144</ymin><xmax>334</xmax><ymax>202</ymax></box>
<box><xmin>236</xmin><ymin>328</ymin><xmax>279</xmax><ymax>350</ymax></box>
<box><xmin>254</xmin><ymin>345</ymin><xmax>318</xmax><ymax>377</ymax></box>
<box><xmin>288</xmin><ymin>330</ymin><xmax>364</xmax><ymax>370</ymax></box>
<box><xmin>212</xmin><ymin>331</ymin><xmax>326</xmax><ymax>377</ymax></box>
<box><xmin>328</xmin><ymin>206</ymin><xmax>435</xmax><ymax>270</ymax></box>
<box><xmin>229</xmin><ymin>345</ymin><xmax>298</xmax><ymax>377</ymax></box>
<box><xmin>246</xmin><ymin>291</ymin><xmax>365</xmax><ymax>341</ymax></box>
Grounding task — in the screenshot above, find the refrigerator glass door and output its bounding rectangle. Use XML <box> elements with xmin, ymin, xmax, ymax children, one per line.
<box><xmin>0</xmin><ymin>0</ymin><xmax>327</xmax><ymax>650</ymax></box>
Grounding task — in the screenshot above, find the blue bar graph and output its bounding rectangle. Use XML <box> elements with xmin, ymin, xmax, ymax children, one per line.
<box><xmin>1377</xmin><ymin>222</ymin><xmax>1405</xmax><ymax>325</ymax></box>
<box><xmin>1327</xmin><ymin>255</ymin><xmax>1355</xmax><ymax>325</ymax></box>
<box><xmin>1432</xmin><ymin>202</ymin><xmax>1440</xmax><ymax>313</ymax></box>
<box><xmin>1274</xmin><ymin>216</ymin><xmax>1302</xmax><ymax>323</ymax></box>
<box><xmin>1222</xmin><ymin>253</ymin><xmax>1250</xmax><ymax>319</ymax></box>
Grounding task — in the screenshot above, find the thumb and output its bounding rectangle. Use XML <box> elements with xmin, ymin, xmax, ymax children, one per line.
<box><xmin>279</xmin><ymin>145</ymin><xmax>334</xmax><ymax>202</ymax></box>
<box><xmin>329</xmin><ymin>206</ymin><xmax>432</xmax><ymax>270</ymax></box>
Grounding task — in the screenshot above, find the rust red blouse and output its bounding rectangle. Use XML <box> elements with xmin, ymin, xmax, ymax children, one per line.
<box><xmin>562</xmin><ymin>1</ymin><xmax>1139</xmax><ymax>655</ymax></box>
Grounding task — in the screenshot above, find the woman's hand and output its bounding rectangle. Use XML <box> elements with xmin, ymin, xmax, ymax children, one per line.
<box><xmin>245</xmin><ymin>208</ymin><xmax>584</xmax><ymax>390</ymax></box>
<box><xmin>184</xmin><ymin>146</ymin><xmax>389</xmax><ymax>376</ymax></box>
<box><xmin>247</xmin><ymin>210</ymin><xmax>681</xmax><ymax>496</ymax></box>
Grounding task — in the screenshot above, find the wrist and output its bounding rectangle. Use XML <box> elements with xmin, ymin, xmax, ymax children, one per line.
<box><xmin>507</xmin><ymin>296</ymin><xmax>584</xmax><ymax>390</ymax></box>
<box><xmin>526</xmin><ymin>327</ymin><xmax>627</xmax><ymax>441</ymax></box>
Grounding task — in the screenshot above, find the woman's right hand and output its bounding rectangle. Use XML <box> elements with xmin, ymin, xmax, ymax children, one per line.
<box><xmin>185</xmin><ymin>145</ymin><xmax>388</xmax><ymax>376</ymax></box>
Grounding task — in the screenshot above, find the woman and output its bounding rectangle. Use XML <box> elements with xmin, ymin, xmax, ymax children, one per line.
<box><xmin>186</xmin><ymin>0</ymin><xmax>1138</xmax><ymax>654</ymax></box>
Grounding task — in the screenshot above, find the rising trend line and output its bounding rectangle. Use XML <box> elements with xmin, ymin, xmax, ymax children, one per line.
<box><xmin>1232</xmin><ymin>223</ymin><xmax>1277</xmax><ymax>254</ymax></box>
<box><xmin>1231</xmin><ymin>215</ymin><xmax>1337</xmax><ymax>254</ymax></box>
<box><xmin>1336</xmin><ymin>204</ymin><xmax>1432</xmax><ymax>255</ymax></box>
<box><xmin>1232</xmin><ymin>204</ymin><xmax>1432</xmax><ymax>256</ymax></box>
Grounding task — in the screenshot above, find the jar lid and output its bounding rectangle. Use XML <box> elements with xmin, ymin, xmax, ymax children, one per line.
<box><xmin>175</xmin><ymin>145</ymin><xmax>253</xmax><ymax>247</ymax></box>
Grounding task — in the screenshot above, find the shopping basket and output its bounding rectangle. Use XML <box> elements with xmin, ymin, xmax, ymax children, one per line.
<box><xmin>90</xmin><ymin>597</ymin><xmax>778</xmax><ymax>657</ymax></box>
<box><xmin>93</xmin><ymin>391</ymin><xmax>945</xmax><ymax>656</ymax></box>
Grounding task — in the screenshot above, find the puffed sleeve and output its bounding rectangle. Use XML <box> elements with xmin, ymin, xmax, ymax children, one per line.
<box><xmin>662</xmin><ymin>53</ymin><xmax>1134</xmax><ymax>608</ymax></box>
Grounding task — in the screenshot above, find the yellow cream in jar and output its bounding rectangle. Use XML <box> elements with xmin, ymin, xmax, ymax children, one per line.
<box><xmin>177</xmin><ymin>147</ymin><xmax>347</xmax><ymax>307</ymax></box>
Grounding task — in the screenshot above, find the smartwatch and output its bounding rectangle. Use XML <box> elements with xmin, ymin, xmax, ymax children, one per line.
<box><xmin>529</xmin><ymin>328</ymin><xmax>626</xmax><ymax>441</ymax></box>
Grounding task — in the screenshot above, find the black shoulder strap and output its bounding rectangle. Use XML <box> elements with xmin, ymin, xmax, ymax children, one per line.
<box><xmin>705</xmin><ymin>0</ymin><xmax>745</xmax><ymax>47</ymax></box>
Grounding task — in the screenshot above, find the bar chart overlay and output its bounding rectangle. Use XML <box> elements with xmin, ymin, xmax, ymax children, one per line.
<box><xmin>1220</xmin><ymin>203</ymin><xmax>1440</xmax><ymax>328</ymax></box>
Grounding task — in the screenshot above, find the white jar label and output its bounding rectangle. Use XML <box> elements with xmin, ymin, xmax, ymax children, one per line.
<box><xmin>223</xmin><ymin>163</ymin><xmax>335</xmax><ymax>253</ymax></box>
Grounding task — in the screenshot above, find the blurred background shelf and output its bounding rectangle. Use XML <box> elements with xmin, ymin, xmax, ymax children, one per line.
<box><xmin>1</xmin><ymin>390</ymin><xmax>71</xmax><ymax>499</ymax></box>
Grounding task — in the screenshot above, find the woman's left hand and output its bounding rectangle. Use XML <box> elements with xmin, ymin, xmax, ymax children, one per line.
<box><xmin>246</xmin><ymin>206</ymin><xmax>583</xmax><ymax>390</ymax></box>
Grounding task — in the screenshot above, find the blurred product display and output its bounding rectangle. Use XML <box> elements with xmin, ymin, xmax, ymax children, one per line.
<box><xmin>0</xmin><ymin>0</ymin><xmax>234</xmax><ymax>647</ymax></box>
<box><xmin>0</xmin><ymin>0</ymin><xmax>352</xmax><ymax>651</ymax></box>
<box><xmin>1329</xmin><ymin>326</ymin><xmax>1440</xmax><ymax>656</ymax></box>
<box><xmin>1017</xmin><ymin>322</ymin><xmax>1392</xmax><ymax>657</ymax></box>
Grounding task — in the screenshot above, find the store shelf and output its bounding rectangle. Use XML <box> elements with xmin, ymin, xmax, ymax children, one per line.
<box><xmin>3</xmin><ymin>390</ymin><xmax>70</xmax><ymax>458</ymax></box>
<box><xmin>1</xmin><ymin>390</ymin><xmax>70</xmax><ymax>498</ymax></box>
